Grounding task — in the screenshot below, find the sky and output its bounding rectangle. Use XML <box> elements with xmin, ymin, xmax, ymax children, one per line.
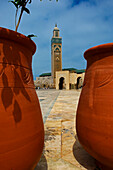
<box><xmin>1</xmin><ymin>0</ymin><xmax>113</xmax><ymax>79</ymax></box>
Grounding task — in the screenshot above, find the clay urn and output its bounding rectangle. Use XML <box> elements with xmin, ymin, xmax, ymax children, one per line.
<box><xmin>0</xmin><ymin>27</ymin><xmax>44</xmax><ymax>169</ymax></box>
<box><xmin>76</xmin><ymin>43</ymin><xmax>113</xmax><ymax>169</ymax></box>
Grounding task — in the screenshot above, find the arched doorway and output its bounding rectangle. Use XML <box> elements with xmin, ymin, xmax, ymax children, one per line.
<box><xmin>76</xmin><ymin>77</ymin><xmax>82</xmax><ymax>89</ymax></box>
<box><xmin>59</xmin><ymin>77</ymin><xmax>64</xmax><ymax>90</ymax></box>
<box><xmin>43</xmin><ymin>84</ymin><xmax>46</xmax><ymax>89</ymax></box>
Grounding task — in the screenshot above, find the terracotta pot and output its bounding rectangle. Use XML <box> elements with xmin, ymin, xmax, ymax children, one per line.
<box><xmin>0</xmin><ymin>27</ymin><xmax>44</xmax><ymax>169</ymax></box>
<box><xmin>76</xmin><ymin>43</ymin><xmax>113</xmax><ymax>169</ymax></box>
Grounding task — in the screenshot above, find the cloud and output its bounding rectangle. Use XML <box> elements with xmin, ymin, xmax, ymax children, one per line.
<box><xmin>1</xmin><ymin>0</ymin><xmax>113</xmax><ymax>79</ymax></box>
<box><xmin>70</xmin><ymin>0</ymin><xmax>97</xmax><ymax>7</ymax></box>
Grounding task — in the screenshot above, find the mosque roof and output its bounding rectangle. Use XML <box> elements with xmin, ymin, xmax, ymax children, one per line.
<box><xmin>76</xmin><ymin>69</ymin><xmax>85</xmax><ymax>74</ymax></box>
<box><xmin>39</xmin><ymin>73</ymin><xmax>51</xmax><ymax>77</ymax></box>
<box><xmin>62</xmin><ymin>68</ymin><xmax>77</xmax><ymax>71</ymax></box>
<box><xmin>62</xmin><ymin>68</ymin><xmax>85</xmax><ymax>73</ymax></box>
<box><xmin>39</xmin><ymin>68</ymin><xmax>85</xmax><ymax>77</ymax></box>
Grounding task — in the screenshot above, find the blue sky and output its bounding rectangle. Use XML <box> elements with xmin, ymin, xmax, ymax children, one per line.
<box><xmin>1</xmin><ymin>0</ymin><xmax>113</xmax><ymax>79</ymax></box>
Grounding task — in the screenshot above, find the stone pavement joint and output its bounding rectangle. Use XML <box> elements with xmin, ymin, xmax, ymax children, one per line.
<box><xmin>35</xmin><ymin>89</ymin><xmax>97</xmax><ymax>170</ymax></box>
<box><xmin>36</xmin><ymin>90</ymin><xmax>60</xmax><ymax>123</ymax></box>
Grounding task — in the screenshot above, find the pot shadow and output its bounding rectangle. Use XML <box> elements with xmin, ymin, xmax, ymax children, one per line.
<box><xmin>35</xmin><ymin>153</ymin><xmax>48</xmax><ymax>170</ymax></box>
<box><xmin>35</xmin><ymin>134</ymin><xmax>49</xmax><ymax>170</ymax></box>
<box><xmin>1</xmin><ymin>34</ymin><xmax>32</xmax><ymax>123</ymax></box>
<box><xmin>73</xmin><ymin>135</ymin><xmax>100</xmax><ymax>170</ymax></box>
<box><xmin>35</xmin><ymin>122</ymin><xmax>58</xmax><ymax>170</ymax></box>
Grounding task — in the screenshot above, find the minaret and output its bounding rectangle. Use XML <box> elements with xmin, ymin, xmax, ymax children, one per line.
<box><xmin>51</xmin><ymin>24</ymin><xmax>62</xmax><ymax>87</ymax></box>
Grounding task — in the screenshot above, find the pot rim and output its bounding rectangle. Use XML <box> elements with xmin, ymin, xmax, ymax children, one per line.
<box><xmin>84</xmin><ymin>43</ymin><xmax>113</xmax><ymax>60</ymax></box>
<box><xmin>0</xmin><ymin>27</ymin><xmax>36</xmax><ymax>55</ymax></box>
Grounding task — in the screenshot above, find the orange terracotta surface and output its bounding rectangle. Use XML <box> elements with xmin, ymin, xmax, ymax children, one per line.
<box><xmin>0</xmin><ymin>27</ymin><xmax>44</xmax><ymax>169</ymax></box>
<box><xmin>76</xmin><ymin>43</ymin><xmax>113</xmax><ymax>169</ymax></box>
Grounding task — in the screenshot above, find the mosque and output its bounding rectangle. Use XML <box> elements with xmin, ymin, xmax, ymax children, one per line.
<box><xmin>34</xmin><ymin>24</ymin><xmax>85</xmax><ymax>90</ymax></box>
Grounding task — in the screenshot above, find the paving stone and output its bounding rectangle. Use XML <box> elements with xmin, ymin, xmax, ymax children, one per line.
<box><xmin>36</xmin><ymin>89</ymin><xmax>97</xmax><ymax>170</ymax></box>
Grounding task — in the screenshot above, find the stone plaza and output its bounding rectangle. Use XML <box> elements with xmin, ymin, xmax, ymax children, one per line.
<box><xmin>34</xmin><ymin>89</ymin><xmax>98</xmax><ymax>170</ymax></box>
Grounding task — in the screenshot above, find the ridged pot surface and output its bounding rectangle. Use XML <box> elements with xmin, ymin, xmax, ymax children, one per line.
<box><xmin>76</xmin><ymin>43</ymin><xmax>113</xmax><ymax>169</ymax></box>
<box><xmin>0</xmin><ymin>27</ymin><xmax>44</xmax><ymax>170</ymax></box>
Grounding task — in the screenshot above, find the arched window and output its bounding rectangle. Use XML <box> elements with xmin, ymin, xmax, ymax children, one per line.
<box><xmin>55</xmin><ymin>31</ymin><xmax>58</xmax><ymax>37</ymax></box>
<box><xmin>55</xmin><ymin>47</ymin><xmax>59</xmax><ymax>51</ymax></box>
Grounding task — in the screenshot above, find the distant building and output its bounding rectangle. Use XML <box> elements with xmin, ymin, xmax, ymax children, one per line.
<box><xmin>56</xmin><ymin>68</ymin><xmax>85</xmax><ymax>90</ymax></box>
<box><xmin>35</xmin><ymin>73</ymin><xmax>53</xmax><ymax>89</ymax></box>
<box><xmin>35</xmin><ymin>24</ymin><xmax>85</xmax><ymax>90</ymax></box>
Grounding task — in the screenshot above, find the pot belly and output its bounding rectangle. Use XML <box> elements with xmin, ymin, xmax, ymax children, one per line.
<box><xmin>0</xmin><ymin>88</ymin><xmax>44</xmax><ymax>170</ymax></box>
<box><xmin>76</xmin><ymin>81</ymin><xmax>113</xmax><ymax>169</ymax></box>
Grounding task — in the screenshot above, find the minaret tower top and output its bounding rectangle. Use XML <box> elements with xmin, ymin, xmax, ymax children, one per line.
<box><xmin>53</xmin><ymin>24</ymin><xmax>60</xmax><ymax>37</ymax></box>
